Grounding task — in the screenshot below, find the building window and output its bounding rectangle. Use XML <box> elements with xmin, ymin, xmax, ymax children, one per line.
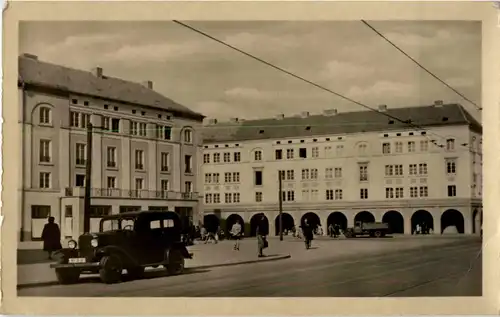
<box><xmin>183</xmin><ymin>129</ymin><xmax>193</xmax><ymax>143</ymax></box>
<box><xmin>312</xmin><ymin>147</ymin><xmax>319</xmax><ymax>158</ymax></box>
<box><xmin>385</xmin><ymin>165</ymin><xmax>393</xmax><ymax>176</ymax></box>
<box><xmin>106</xmin><ymin>147</ymin><xmax>117</xmax><ymax>168</ymax></box>
<box><xmin>447</xmin><ymin>185</ymin><xmax>457</xmax><ymax>197</ymax></box>
<box><xmin>419</xmin><ymin>163</ymin><xmax>428</xmax><ymax>175</ymax></box>
<box><xmin>70</xmin><ymin>111</ymin><xmax>90</xmax><ymax>128</ymax></box>
<box><xmin>407</xmin><ymin>141</ymin><xmax>415</xmax><ymax>152</ymax></box>
<box><xmin>275</xmin><ymin>149</ymin><xmax>283</xmax><ymax>160</ymax></box>
<box><xmin>286</xmin><ymin>170</ymin><xmax>294</xmax><ymax>180</ymax></box>
<box><xmin>310</xmin><ymin>168</ymin><xmax>318</xmax><ymax>180</ymax></box>
<box><xmin>184</xmin><ymin>181</ymin><xmax>192</xmax><ymax>193</ymax></box>
<box><xmin>382</xmin><ymin>142</ymin><xmax>391</xmax><ymax>154</ymax></box>
<box><xmin>213</xmin><ymin>153</ymin><xmax>220</xmax><ymax>163</ymax></box>
<box><xmin>420</xmin><ymin>140</ymin><xmax>428</xmax><ymax>152</ymax></box>
<box><xmin>135</xmin><ymin>150</ymin><xmax>144</xmax><ymax>170</ymax></box>
<box><xmin>39</xmin><ymin>139</ymin><xmax>51</xmax><ymax>163</ymax></box>
<box><xmin>395</xmin><ymin>187</ymin><xmax>404</xmax><ymax>198</ymax></box>
<box><xmin>302</xmin><ymin>189</ymin><xmax>310</xmax><ymax>201</ymax></box>
<box><xmin>409</xmin><ymin>164</ymin><xmax>417</xmax><ymax>175</ymax></box>
<box><xmin>299</xmin><ymin>148</ymin><xmax>307</xmax><ymax>158</ymax></box>
<box><xmin>360</xmin><ymin>188</ymin><xmax>368</xmax><ymax>199</ymax></box>
<box><xmin>286</xmin><ymin>149</ymin><xmax>294</xmax><ymax>159</ymax></box>
<box><xmin>359</xmin><ymin>164</ymin><xmax>368</xmax><ymax>181</ymax></box>
<box><xmin>234</xmin><ymin>152</ymin><xmax>241</xmax><ymax>162</ymax></box>
<box><xmin>326</xmin><ymin>189</ymin><xmax>334</xmax><ymax>200</ymax></box>
<box><xmin>130</xmin><ymin>122</ymin><xmax>146</xmax><ymax>136</ymax></box>
<box><xmin>301</xmin><ymin>168</ymin><xmax>310</xmax><ymax>180</ymax></box>
<box><xmin>254</xmin><ymin>150</ymin><xmax>262</xmax><ymax>161</ymax></box>
<box><xmin>183</xmin><ymin>155</ymin><xmax>192</xmax><ymax>174</ymax></box>
<box><xmin>395</xmin><ymin>141</ymin><xmax>403</xmax><ymax>153</ymax></box>
<box><xmin>335</xmin><ymin>189</ymin><xmax>343</xmax><ymax>200</ymax></box>
<box><xmin>254</xmin><ymin>171</ymin><xmax>263</xmax><ymax>186</ymax></box>
<box><xmin>385</xmin><ymin>187</ymin><xmax>394</xmax><ymax>199</ymax></box>
<box><xmin>161</xmin><ymin>152</ymin><xmax>170</xmax><ymax>172</ymax></box>
<box><xmin>255</xmin><ymin>192</ymin><xmax>263</xmax><ymax>202</ymax></box>
<box><xmin>75</xmin><ymin>143</ymin><xmax>86</xmax><ymax>166</ymax></box>
<box><xmin>111</xmin><ymin>118</ymin><xmax>120</xmax><ymax>133</ymax></box>
<box><xmin>75</xmin><ymin>174</ymin><xmax>85</xmax><ymax>187</ymax></box>
<box><xmin>324</xmin><ymin>146</ymin><xmax>333</xmax><ymax>157</ymax></box>
<box><xmin>212</xmin><ymin>173</ymin><xmax>220</xmax><ymax>183</ymax></box>
<box><xmin>205</xmin><ymin>173</ymin><xmax>212</xmax><ymax>184</ymax></box>
<box><xmin>107</xmin><ymin>176</ymin><xmax>116</xmax><ymax>189</ymax></box>
<box><xmin>233</xmin><ymin>193</ymin><xmax>240</xmax><ymax>203</ymax></box>
<box><xmin>39</xmin><ymin>107</ymin><xmax>51</xmax><ymax>124</ymax></box>
<box><xmin>311</xmin><ymin>189</ymin><xmax>319</xmax><ymax>201</ymax></box>
<box><xmin>394</xmin><ymin>164</ymin><xmax>403</xmax><ymax>176</ymax></box>
<box><xmin>282</xmin><ymin>190</ymin><xmax>295</xmax><ymax>201</ymax></box>
<box><xmin>203</xmin><ymin>153</ymin><xmax>210</xmax><ymax>164</ymax></box>
<box><xmin>334</xmin><ymin>167</ymin><xmax>342</xmax><ymax>178</ymax></box>
<box><xmin>225</xmin><ymin>193</ymin><xmax>232</xmax><ymax>203</ymax></box>
<box><xmin>205</xmin><ymin>193</ymin><xmax>212</xmax><ymax>204</ymax></box>
<box><xmin>224</xmin><ymin>172</ymin><xmax>232</xmax><ymax>183</ymax></box>
<box><xmin>279</xmin><ymin>170</ymin><xmax>285</xmax><ymax>180</ymax></box>
<box><xmin>232</xmin><ymin>172</ymin><xmax>240</xmax><ymax>183</ymax></box>
<box><xmin>135</xmin><ymin>178</ymin><xmax>143</xmax><ymax>191</ymax></box>
<box><xmin>31</xmin><ymin>205</ymin><xmax>51</xmax><ymax>219</ymax></box>
<box><xmin>223</xmin><ymin>152</ymin><xmax>231</xmax><ymax>163</ymax></box>
<box><xmin>446</xmin><ymin>159</ymin><xmax>457</xmax><ymax>174</ymax></box>
<box><xmin>410</xmin><ymin>186</ymin><xmax>418</xmax><ymax>198</ymax></box>
<box><xmin>39</xmin><ymin>172</ymin><xmax>51</xmax><ymax>188</ymax></box>
<box><xmin>358</xmin><ymin>143</ymin><xmax>367</xmax><ymax>155</ymax></box>
<box><xmin>156</xmin><ymin>125</ymin><xmax>172</xmax><ymax>140</ymax></box>
<box><xmin>446</xmin><ymin>139</ymin><xmax>455</xmax><ymax>151</ymax></box>
<box><xmin>213</xmin><ymin>193</ymin><xmax>220</xmax><ymax>203</ymax></box>
<box><xmin>325</xmin><ymin>168</ymin><xmax>333</xmax><ymax>179</ymax></box>
<box><xmin>419</xmin><ymin>186</ymin><xmax>428</xmax><ymax>197</ymax></box>
<box><xmin>336</xmin><ymin>145</ymin><xmax>343</xmax><ymax>156</ymax></box>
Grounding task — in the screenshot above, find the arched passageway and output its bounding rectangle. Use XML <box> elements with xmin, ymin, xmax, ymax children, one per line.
<box><xmin>274</xmin><ymin>213</ymin><xmax>295</xmax><ymax>236</ymax></box>
<box><xmin>472</xmin><ymin>209</ymin><xmax>481</xmax><ymax>234</ymax></box>
<box><xmin>441</xmin><ymin>209</ymin><xmax>465</xmax><ymax>234</ymax></box>
<box><xmin>203</xmin><ymin>214</ymin><xmax>220</xmax><ymax>233</ymax></box>
<box><xmin>382</xmin><ymin>210</ymin><xmax>404</xmax><ymax>234</ymax></box>
<box><xmin>226</xmin><ymin>214</ymin><xmax>245</xmax><ymax>236</ymax></box>
<box><xmin>411</xmin><ymin>210</ymin><xmax>434</xmax><ymax>234</ymax></box>
<box><xmin>301</xmin><ymin>212</ymin><xmax>321</xmax><ymax>230</ymax></box>
<box><xmin>354</xmin><ymin>211</ymin><xmax>375</xmax><ymax>224</ymax></box>
<box><xmin>327</xmin><ymin>212</ymin><xmax>348</xmax><ymax>231</ymax></box>
<box><xmin>250</xmin><ymin>213</ymin><xmax>269</xmax><ymax>236</ymax></box>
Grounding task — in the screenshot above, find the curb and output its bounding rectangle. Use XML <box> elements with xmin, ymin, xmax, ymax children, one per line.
<box><xmin>17</xmin><ymin>254</ymin><xmax>291</xmax><ymax>289</ymax></box>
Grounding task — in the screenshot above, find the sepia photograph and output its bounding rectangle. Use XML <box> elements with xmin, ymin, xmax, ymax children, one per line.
<box><xmin>14</xmin><ymin>18</ymin><xmax>485</xmax><ymax>298</ymax></box>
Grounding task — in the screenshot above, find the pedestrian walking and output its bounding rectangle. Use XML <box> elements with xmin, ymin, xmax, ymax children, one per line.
<box><xmin>334</xmin><ymin>224</ymin><xmax>340</xmax><ymax>238</ymax></box>
<box><xmin>256</xmin><ymin>215</ymin><xmax>268</xmax><ymax>257</ymax></box>
<box><xmin>41</xmin><ymin>216</ymin><xmax>62</xmax><ymax>260</ymax></box>
<box><xmin>302</xmin><ymin>219</ymin><xmax>314</xmax><ymax>249</ymax></box>
<box><xmin>328</xmin><ymin>223</ymin><xmax>334</xmax><ymax>238</ymax></box>
<box><xmin>230</xmin><ymin>220</ymin><xmax>243</xmax><ymax>250</ymax></box>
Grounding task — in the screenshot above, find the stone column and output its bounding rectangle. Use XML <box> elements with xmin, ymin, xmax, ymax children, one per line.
<box><xmin>404</xmin><ymin>213</ymin><xmax>412</xmax><ymax>235</ymax></box>
<box><xmin>433</xmin><ymin>210</ymin><xmax>441</xmax><ymax>235</ymax></box>
<box><xmin>464</xmin><ymin>207</ymin><xmax>473</xmax><ymax>234</ymax></box>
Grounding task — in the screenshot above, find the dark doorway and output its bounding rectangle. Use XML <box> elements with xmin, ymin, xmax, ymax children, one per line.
<box><xmin>274</xmin><ymin>213</ymin><xmax>295</xmax><ymax>236</ymax></box>
<box><xmin>250</xmin><ymin>213</ymin><xmax>268</xmax><ymax>236</ymax></box>
<box><xmin>327</xmin><ymin>212</ymin><xmax>348</xmax><ymax>231</ymax></box>
<box><xmin>354</xmin><ymin>211</ymin><xmax>375</xmax><ymax>224</ymax></box>
<box><xmin>203</xmin><ymin>214</ymin><xmax>220</xmax><ymax>233</ymax></box>
<box><xmin>441</xmin><ymin>209</ymin><xmax>465</xmax><ymax>234</ymax></box>
<box><xmin>301</xmin><ymin>212</ymin><xmax>321</xmax><ymax>230</ymax></box>
<box><xmin>226</xmin><ymin>214</ymin><xmax>245</xmax><ymax>236</ymax></box>
<box><xmin>382</xmin><ymin>210</ymin><xmax>404</xmax><ymax>234</ymax></box>
<box><xmin>411</xmin><ymin>210</ymin><xmax>434</xmax><ymax>234</ymax></box>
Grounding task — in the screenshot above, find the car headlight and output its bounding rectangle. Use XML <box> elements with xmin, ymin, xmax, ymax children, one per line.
<box><xmin>90</xmin><ymin>238</ymin><xmax>98</xmax><ymax>247</ymax></box>
<box><xmin>68</xmin><ymin>239</ymin><xmax>77</xmax><ymax>249</ymax></box>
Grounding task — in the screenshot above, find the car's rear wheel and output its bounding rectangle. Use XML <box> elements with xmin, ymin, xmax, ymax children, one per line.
<box><xmin>166</xmin><ymin>249</ymin><xmax>185</xmax><ymax>275</ymax></box>
<box><xmin>99</xmin><ymin>255</ymin><xmax>123</xmax><ymax>284</ymax></box>
<box><xmin>374</xmin><ymin>231</ymin><xmax>382</xmax><ymax>238</ymax></box>
<box><xmin>127</xmin><ymin>266</ymin><xmax>145</xmax><ymax>280</ymax></box>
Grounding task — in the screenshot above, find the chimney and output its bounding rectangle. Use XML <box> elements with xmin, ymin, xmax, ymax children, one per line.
<box><xmin>434</xmin><ymin>100</ymin><xmax>444</xmax><ymax>107</ymax></box>
<box><xmin>301</xmin><ymin>111</ymin><xmax>310</xmax><ymax>118</ymax></box>
<box><xmin>92</xmin><ymin>67</ymin><xmax>103</xmax><ymax>78</ymax></box>
<box><xmin>142</xmin><ymin>80</ymin><xmax>153</xmax><ymax>90</ymax></box>
<box><xmin>323</xmin><ymin>109</ymin><xmax>338</xmax><ymax>116</ymax></box>
<box><xmin>22</xmin><ymin>53</ymin><xmax>38</xmax><ymax>60</ymax></box>
<box><xmin>378</xmin><ymin>104</ymin><xmax>387</xmax><ymax>112</ymax></box>
<box><xmin>275</xmin><ymin>114</ymin><xmax>285</xmax><ymax>120</ymax></box>
<box><xmin>230</xmin><ymin>117</ymin><xmax>239</xmax><ymax>123</ymax></box>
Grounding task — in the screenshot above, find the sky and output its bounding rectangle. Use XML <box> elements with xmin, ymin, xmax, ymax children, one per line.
<box><xmin>19</xmin><ymin>21</ymin><xmax>482</xmax><ymax>122</ymax></box>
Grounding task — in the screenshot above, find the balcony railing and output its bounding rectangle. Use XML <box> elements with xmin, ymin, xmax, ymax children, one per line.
<box><xmin>64</xmin><ymin>187</ymin><xmax>199</xmax><ymax>201</ymax></box>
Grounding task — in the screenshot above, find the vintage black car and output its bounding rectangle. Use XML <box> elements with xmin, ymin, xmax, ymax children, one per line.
<box><xmin>50</xmin><ymin>210</ymin><xmax>193</xmax><ymax>284</ymax></box>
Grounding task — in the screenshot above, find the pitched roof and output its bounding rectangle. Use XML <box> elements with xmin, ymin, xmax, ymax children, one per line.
<box><xmin>202</xmin><ymin>103</ymin><xmax>482</xmax><ymax>143</ymax></box>
<box><xmin>18</xmin><ymin>54</ymin><xmax>204</xmax><ymax>121</ymax></box>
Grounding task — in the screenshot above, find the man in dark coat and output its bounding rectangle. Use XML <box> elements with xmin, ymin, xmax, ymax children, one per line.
<box><xmin>256</xmin><ymin>215</ymin><xmax>268</xmax><ymax>257</ymax></box>
<box><xmin>41</xmin><ymin>217</ymin><xmax>62</xmax><ymax>260</ymax></box>
<box><xmin>302</xmin><ymin>219</ymin><xmax>314</xmax><ymax>249</ymax></box>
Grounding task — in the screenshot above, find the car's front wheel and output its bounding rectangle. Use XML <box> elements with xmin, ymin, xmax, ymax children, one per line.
<box><xmin>99</xmin><ymin>255</ymin><xmax>123</xmax><ymax>284</ymax></box>
<box><xmin>166</xmin><ymin>249</ymin><xmax>185</xmax><ymax>275</ymax></box>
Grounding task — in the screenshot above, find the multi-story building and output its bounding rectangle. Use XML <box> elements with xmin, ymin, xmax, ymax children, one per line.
<box><xmin>201</xmin><ymin>102</ymin><xmax>483</xmax><ymax>236</ymax></box>
<box><xmin>18</xmin><ymin>54</ymin><xmax>205</xmax><ymax>241</ymax></box>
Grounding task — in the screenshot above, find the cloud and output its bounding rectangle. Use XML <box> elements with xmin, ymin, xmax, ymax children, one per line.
<box><xmin>223</xmin><ymin>32</ymin><xmax>300</xmax><ymax>51</ymax></box>
<box><xmin>319</xmin><ymin>60</ymin><xmax>375</xmax><ymax>81</ymax></box>
<box><xmin>224</xmin><ymin>87</ymin><xmax>274</xmax><ymax>99</ymax></box>
<box><xmin>444</xmin><ymin>77</ymin><xmax>477</xmax><ymax>88</ymax></box>
<box><xmin>347</xmin><ymin>81</ymin><xmax>417</xmax><ymax>100</ymax></box>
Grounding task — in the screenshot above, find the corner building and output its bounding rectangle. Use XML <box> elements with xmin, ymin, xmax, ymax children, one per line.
<box><xmin>18</xmin><ymin>54</ymin><xmax>205</xmax><ymax>241</ymax></box>
<box><xmin>201</xmin><ymin>103</ymin><xmax>483</xmax><ymax>236</ymax></box>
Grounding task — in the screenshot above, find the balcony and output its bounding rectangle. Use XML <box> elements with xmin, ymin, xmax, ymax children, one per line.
<box><xmin>63</xmin><ymin>187</ymin><xmax>199</xmax><ymax>201</ymax></box>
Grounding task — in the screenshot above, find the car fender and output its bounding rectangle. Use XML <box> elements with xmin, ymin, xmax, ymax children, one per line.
<box><xmin>95</xmin><ymin>245</ymin><xmax>138</xmax><ymax>267</ymax></box>
<box><xmin>169</xmin><ymin>242</ymin><xmax>193</xmax><ymax>259</ymax></box>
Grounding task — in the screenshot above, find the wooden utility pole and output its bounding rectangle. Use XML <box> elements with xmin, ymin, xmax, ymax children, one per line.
<box><xmin>83</xmin><ymin>122</ymin><xmax>93</xmax><ymax>233</ymax></box>
<box><xmin>278</xmin><ymin>170</ymin><xmax>283</xmax><ymax>241</ymax></box>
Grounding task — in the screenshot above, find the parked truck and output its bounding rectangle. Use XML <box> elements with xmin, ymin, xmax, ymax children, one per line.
<box><xmin>344</xmin><ymin>221</ymin><xmax>390</xmax><ymax>238</ymax></box>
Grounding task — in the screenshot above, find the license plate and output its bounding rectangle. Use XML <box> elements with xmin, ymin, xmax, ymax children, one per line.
<box><xmin>68</xmin><ymin>258</ymin><xmax>86</xmax><ymax>264</ymax></box>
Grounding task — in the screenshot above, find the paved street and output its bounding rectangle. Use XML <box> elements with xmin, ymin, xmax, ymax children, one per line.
<box><xmin>18</xmin><ymin>237</ymin><xmax>481</xmax><ymax>297</ymax></box>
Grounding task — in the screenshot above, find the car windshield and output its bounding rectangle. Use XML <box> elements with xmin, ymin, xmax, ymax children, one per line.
<box><xmin>101</xmin><ymin>218</ymin><xmax>136</xmax><ymax>232</ymax></box>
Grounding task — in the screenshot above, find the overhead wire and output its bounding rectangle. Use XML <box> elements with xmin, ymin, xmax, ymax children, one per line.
<box><xmin>171</xmin><ymin>20</ymin><xmax>481</xmax><ymax>155</ymax></box>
